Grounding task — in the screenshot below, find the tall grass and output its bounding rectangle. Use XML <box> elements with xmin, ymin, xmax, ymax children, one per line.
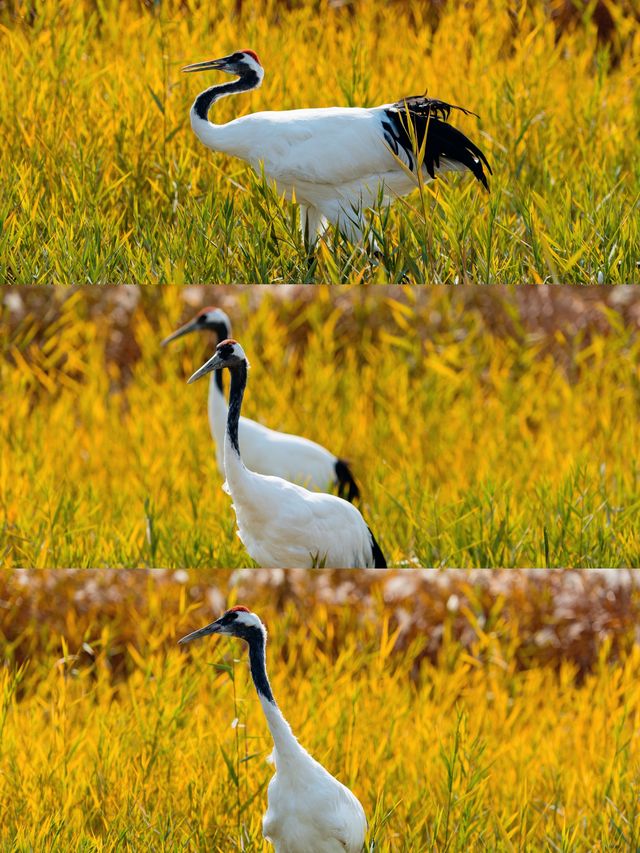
<box><xmin>0</xmin><ymin>0</ymin><xmax>638</xmax><ymax>282</ymax></box>
<box><xmin>1</xmin><ymin>569</ymin><xmax>639</xmax><ymax>851</ymax></box>
<box><xmin>3</xmin><ymin>285</ymin><xmax>640</xmax><ymax>567</ymax></box>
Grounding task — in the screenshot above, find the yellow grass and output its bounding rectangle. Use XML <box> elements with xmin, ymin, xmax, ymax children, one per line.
<box><xmin>3</xmin><ymin>285</ymin><xmax>640</xmax><ymax>567</ymax></box>
<box><xmin>0</xmin><ymin>0</ymin><xmax>638</xmax><ymax>282</ymax></box>
<box><xmin>1</xmin><ymin>570</ymin><xmax>640</xmax><ymax>851</ymax></box>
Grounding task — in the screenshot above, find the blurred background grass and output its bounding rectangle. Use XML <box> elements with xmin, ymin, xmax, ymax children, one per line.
<box><xmin>0</xmin><ymin>0</ymin><xmax>639</xmax><ymax>282</ymax></box>
<box><xmin>3</xmin><ymin>285</ymin><xmax>640</xmax><ymax>567</ymax></box>
<box><xmin>1</xmin><ymin>569</ymin><xmax>639</xmax><ymax>851</ymax></box>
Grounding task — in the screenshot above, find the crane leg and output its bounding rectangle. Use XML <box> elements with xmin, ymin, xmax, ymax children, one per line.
<box><xmin>298</xmin><ymin>205</ymin><xmax>309</xmax><ymax>244</ymax></box>
<box><xmin>299</xmin><ymin>206</ymin><xmax>328</xmax><ymax>255</ymax></box>
<box><xmin>307</xmin><ymin>207</ymin><xmax>327</xmax><ymax>247</ymax></box>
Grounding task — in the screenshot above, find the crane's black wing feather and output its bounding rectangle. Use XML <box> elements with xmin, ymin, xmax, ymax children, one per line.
<box><xmin>381</xmin><ymin>96</ymin><xmax>492</xmax><ymax>190</ymax></box>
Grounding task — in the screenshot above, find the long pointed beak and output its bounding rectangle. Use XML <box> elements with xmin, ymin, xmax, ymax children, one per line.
<box><xmin>161</xmin><ymin>318</ymin><xmax>200</xmax><ymax>347</ymax></box>
<box><xmin>187</xmin><ymin>352</ymin><xmax>223</xmax><ymax>384</ymax></box>
<box><xmin>178</xmin><ymin>619</ymin><xmax>223</xmax><ymax>645</ymax></box>
<box><xmin>181</xmin><ymin>57</ymin><xmax>228</xmax><ymax>74</ymax></box>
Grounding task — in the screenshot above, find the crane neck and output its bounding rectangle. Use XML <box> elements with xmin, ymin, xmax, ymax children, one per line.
<box><xmin>247</xmin><ymin>630</ymin><xmax>305</xmax><ymax>764</ymax></box>
<box><xmin>225</xmin><ymin>361</ymin><xmax>247</xmax><ymax>457</ymax></box>
<box><xmin>248</xmin><ymin>630</ymin><xmax>274</xmax><ymax>703</ymax></box>
<box><xmin>192</xmin><ymin>68</ymin><xmax>263</xmax><ymax>123</ymax></box>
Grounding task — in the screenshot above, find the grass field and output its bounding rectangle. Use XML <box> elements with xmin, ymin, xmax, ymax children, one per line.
<box><xmin>1</xmin><ymin>0</ymin><xmax>639</xmax><ymax>283</ymax></box>
<box><xmin>1</xmin><ymin>570</ymin><xmax>640</xmax><ymax>851</ymax></box>
<box><xmin>4</xmin><ymin>285</ymin><xmax>640</xmax><ymax>568</ymax></box>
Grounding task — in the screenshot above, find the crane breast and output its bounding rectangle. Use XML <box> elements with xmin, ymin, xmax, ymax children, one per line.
<box><xmin>264</xmin><ymin>776</ymin><xmax>366</xmax><ymax>853</ymax></box>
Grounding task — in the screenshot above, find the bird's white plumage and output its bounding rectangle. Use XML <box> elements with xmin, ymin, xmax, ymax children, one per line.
<box><xmin>261</xmin><ymin>662</ymin><xmax>368</xmax><ymax>853</ymax></box>
<box><xmin>193</xmin><ymin>106</ymin><xmax>410</xmax><ymax>183</ymax></box>
<box><xmin>223</xmin><ymin>451</ymin><xmax>375</xmax><ymax>568</ymax></box>
<box><xmin>227</xmin><ymin>609</ymin><xmax>262</xmax><ymax>629</ymax></box>
<box><xmin>261</xmin><ymin>702</ymin><xmax>368</xmax><ymax>853</ymax></box>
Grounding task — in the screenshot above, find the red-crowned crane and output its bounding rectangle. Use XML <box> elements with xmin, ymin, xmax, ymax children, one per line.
<box><xmin>179</xmin><ymin>606</ymin><xmax>368</xmax><ymax>853</ymax></box>
<box><xmin>182</xmin><ymin>49</ymin><xmax>492</xmax><ymax>245</ymax></box>
<box><xmin>188</xmin><ymin>339</ymin><xmax>386</xmax><ymax>568</ymax></box>
<box><xmin>162</xmin><ymin>307</ymin><xmax>359</xmax><ymax>501</ymax></box>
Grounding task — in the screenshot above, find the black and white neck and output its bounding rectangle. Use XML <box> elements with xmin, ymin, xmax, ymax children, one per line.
<box><xmin>187</xmin><ymin>53</ymin><xmax>264</xmax><ymax>154</ymax></box>
<box><xmin>245</xmin><ymin>623</ymin><xmax>304</xmax><ymax>763</ymax></box>
<box><xmin>225</xmin><ymin>357</ymin><xmax>248</xmax><ymax>460</ymax></box>
<box><xmin>193</xmin><ymin>62</ymin><xmax>263</xmax><ymax>122</ymax></box>
<box><xmin>246</xmin><ymin>624</ymin><xmax>275</xmax><ymax>704</ymax></box>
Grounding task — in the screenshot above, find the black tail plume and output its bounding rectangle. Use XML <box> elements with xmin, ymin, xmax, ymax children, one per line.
<box><xmin>335</xmin><ymin>458</ymin><xmax>360</xmax><ymax>503</ymax></box>
<box><xmin>382</xmin><ymin>96</ymin><xmax>492</xmax><ymax>190</ymax></box>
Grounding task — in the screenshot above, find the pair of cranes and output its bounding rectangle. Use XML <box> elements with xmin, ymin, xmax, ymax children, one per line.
<box><xmin>163</xmin><ymin>308</ymin><xmax>386</xmax><ymax>568</ymax></box>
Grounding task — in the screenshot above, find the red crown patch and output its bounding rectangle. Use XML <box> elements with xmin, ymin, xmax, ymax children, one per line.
<box><xmin>242</xmin><ymin>49</ymin><xmax>261</xmax><ymax>65</ymax></box>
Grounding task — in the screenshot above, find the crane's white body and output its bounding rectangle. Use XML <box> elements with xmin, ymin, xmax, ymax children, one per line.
<box><xmin>184</xmin><ymin>51</ymin><xmax>490</xmax><ymax>245</ymax></box>
<box><xmin>207</xmin><ymin>374</ymin><xmax>338</xmax><ymax>489</ymax></box>
<box><xmin>192</xmin><ymin>105</ymin><xmax>466</xmax><ymax>242</ymax></box>
<box><xmin>223</xmin><ymin>429</ymin><xmax>375</xmax><ymax>568</ymax></box>
<box><xmin>260</xmin><ymin>694</ymin><xmax>367</xmax><ymax>853</ymax></box>
<box><xmin>192</xmin><ymin>105</ymin><xmax>428</xmax><ymax>241</ymax></box>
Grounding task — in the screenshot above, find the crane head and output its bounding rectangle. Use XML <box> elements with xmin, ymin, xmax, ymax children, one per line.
<box><xmin>161</xmin><ymin>307</ymin><xmax>231</xmax><ymax>347</ymax></box>
<box><xmin>182</xmin><ymin>50</ymin><xmax>263</xmax><ymax>79</ymax></box>
<box><xmin>187</xmin><ymin>339</ymin><xmax>248</xmax><ymax>384</ymax></box>
<box><xmin>178</xmin><ymin>606</ymin><xmax>264</xmax><ymax>644</ymax></box>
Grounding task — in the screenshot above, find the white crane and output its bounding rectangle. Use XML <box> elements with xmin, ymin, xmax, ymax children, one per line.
<box><xmin>182</xmin><ymin>49</ymin><xmax>492</xmax><ymax>245</ymax></box>
<box><xmin>179</xmin><ymin>605</ymin><xmax>368</xmax><ymax>853</ymax></box>
<box><xmin>188</xmin><ymin>339</ymin><xmax>387</xmax><ymax>568</ymax></box>
<box><xmin>162</xmin><ymin>307</ymin><xmax>360</xmax><ymax>501</ymax></box>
